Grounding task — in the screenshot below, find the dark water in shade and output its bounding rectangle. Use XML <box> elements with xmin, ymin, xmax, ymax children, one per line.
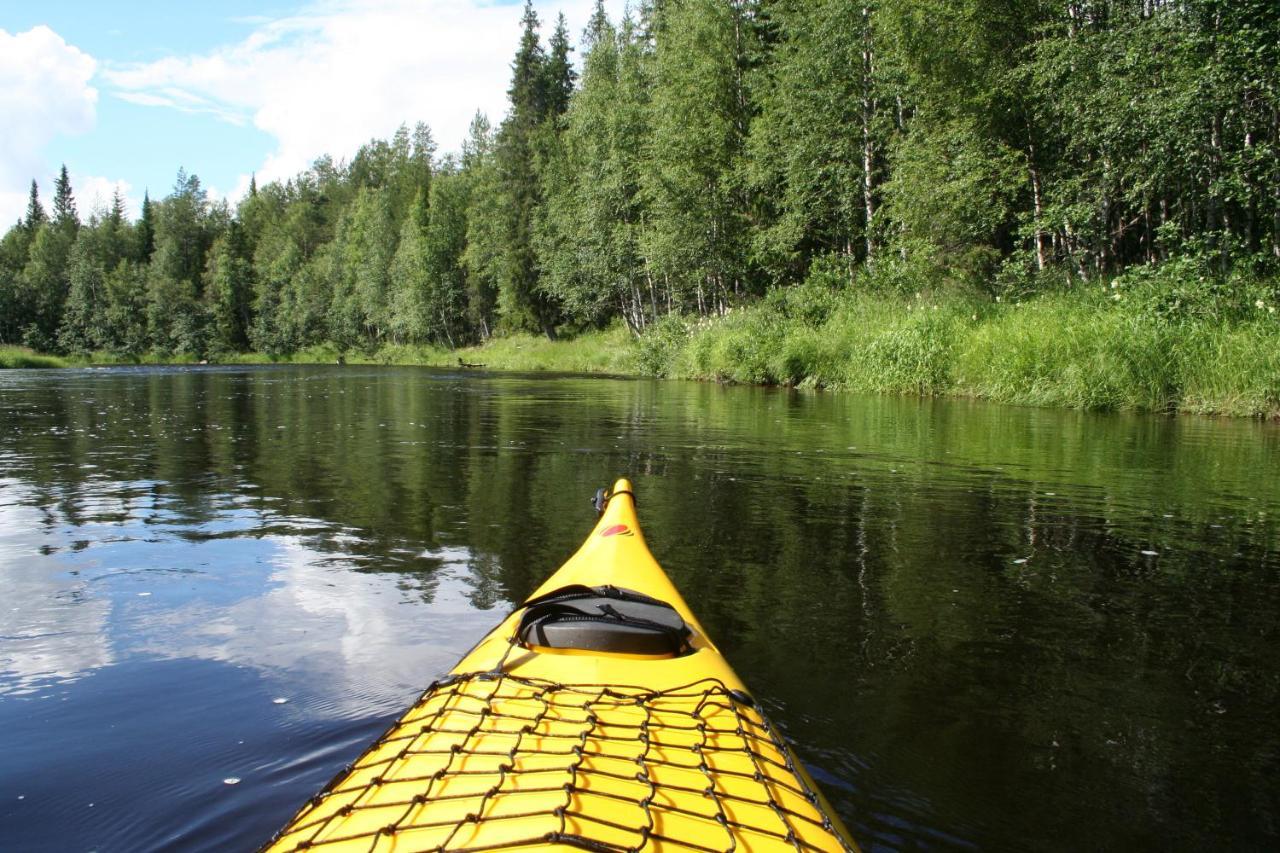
<box><xmin>0</xmin><ymin>366</ymin><xmax>1277</xmax><ymax>852</ymax></box>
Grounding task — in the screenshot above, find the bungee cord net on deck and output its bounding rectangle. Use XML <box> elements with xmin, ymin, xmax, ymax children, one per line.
<box><xmin>264</xmin><ymin>671</ymin><xmax>854</xmax><ymax>853</ymax></box>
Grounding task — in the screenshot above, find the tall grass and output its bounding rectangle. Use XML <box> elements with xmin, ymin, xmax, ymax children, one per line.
<box><xmin>0</xmin><ymin>345</ymin><xmax>68</xmax><ymax>368</ymax></box>
<box><xmin>643</xmin><ymin>270</ymin><xmax>1280</xmax><ymax>418</ymax></box>
<box><xmin>441</xmin><ymin>327</ymin><xmax>635</xmax><ymax>374</ymax></box>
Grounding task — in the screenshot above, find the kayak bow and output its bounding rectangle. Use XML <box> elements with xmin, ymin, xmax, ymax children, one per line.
<box><xmin>264</xmin><ymin>478</ymin><xmax>856</xmax><ymax>852</ymax></box>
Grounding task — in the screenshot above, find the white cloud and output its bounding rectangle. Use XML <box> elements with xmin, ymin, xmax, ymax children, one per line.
<box><xmin>74</xmin><ymin>173</ymin><xmax>140</xmax><ymax>220</ymax></box>
<box><xmin>102</xmin><ymin>0</ymin><xmax>621</xmax><ymax>204</ymax></box>
<box><xmin>0</xmin><ymin>189</ymin><xmax>27</xmax><ymax>230</ymax></box>
<box><xmin>0</xmin><ymin>26</ymin><xmax>98</xmax><ymax>224</ymax></box>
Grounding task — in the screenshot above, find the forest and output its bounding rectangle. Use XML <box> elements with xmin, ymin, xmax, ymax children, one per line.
<box><xmin>1</xmin><ymin>0</ymin><xmax>1278</xmax><ymax>409</ymax></box>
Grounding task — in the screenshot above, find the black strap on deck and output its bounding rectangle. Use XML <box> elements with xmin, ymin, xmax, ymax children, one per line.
<box><xmin>517</xmin><ymin>585</ymin><xmax>692</xmax><ymax>656</ymax></box>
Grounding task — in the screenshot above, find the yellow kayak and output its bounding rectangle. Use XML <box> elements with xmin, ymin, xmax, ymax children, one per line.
<box><xmin>264</xmin><ymin>478</ymin><xmax>856</xmax><ymax>852</ymax></box>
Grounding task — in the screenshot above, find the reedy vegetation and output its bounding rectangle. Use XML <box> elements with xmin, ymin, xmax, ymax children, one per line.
<box><xmin>1</xmin><ymin>0</ymin><xmax>1277</xmax><ymax>414</ymax></box>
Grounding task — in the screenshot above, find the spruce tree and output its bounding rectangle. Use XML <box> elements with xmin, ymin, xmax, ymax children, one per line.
<box><xmin>409</xmin><ymin>122</ymin><xmax>437</xmax><ymax>208</ymax></box>
<box><xmin>137</xmin><ymin>191</ymin><xmax>156</xmax><ymax>262</ymax></box>
<box><xmin>159</xmin><ymin>169</ymin><xmax>211</xmax><ymax>288</ymax></box>
<box><xmin>53</xmin><ymin>165</ymin><xmax>79</xmax><ymax>235</ymax></box>
<box><xmin>509</xmin><ymin>2</ymin><xmax>548</xmax><ymax>124</ymax></box>
<box><xmin>109</xmin><ymin>188</ymin><xmax>127</xmax><ymax>227</ymax></box>
<box><xmin>24</xmin><ymin>181</ymin><xmax>46</xmax><ymax>232</ymax></box>
<box><xmin>543</xmin><ymin>14</ymin><xmax>576</xmax><ymax>119</ymax></box>
<box><xmin>103</xmin><ymin>189</ymin><xmax>132</xmax><ymax>271</ymax></box>
<box><xmin>495</xmin><ymin>1</ymin><xmax>561</xmax><ymax>337</ymax></box>
<box><xmin>19</xmin><ymin>223</ymin><xmax>73</xmax><ymax>350</ymax></box>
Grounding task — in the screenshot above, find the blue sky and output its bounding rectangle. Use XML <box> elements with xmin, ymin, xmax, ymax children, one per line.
<box><xmin>0</xmin><ymin>0</ymin><xmax>620</xmax><ymax>224</ymax></box>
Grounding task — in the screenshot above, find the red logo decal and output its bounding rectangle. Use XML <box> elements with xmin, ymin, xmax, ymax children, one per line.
<box><xmin>600</xmin><ymin>524</ymin><xmax>632</xmax><ymax>537</ymax></box>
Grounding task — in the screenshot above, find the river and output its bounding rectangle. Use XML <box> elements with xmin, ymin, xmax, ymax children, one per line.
<box><xmin>0</xmin><ymin>365</ymin><xmax>1277</xmax><ymax>850</ymax></box>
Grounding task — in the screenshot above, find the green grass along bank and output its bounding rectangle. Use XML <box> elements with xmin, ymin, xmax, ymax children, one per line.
<box><xmin>6</xmin><ymin>279</ymin><xmax>1279</xmax><ymax>419</ymax></box>
<box><xmin>637</xmin><ymin>285</ymin><xmax>1279</xmax><ymax>418</ymax></box>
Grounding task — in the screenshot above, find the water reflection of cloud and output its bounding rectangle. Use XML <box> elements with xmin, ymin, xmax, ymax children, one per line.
<box><xmin>130</xmin><ymin>537</ymin><xmax>502</xmax><ymax>716</ymax></box>
<box><xmin>1</xmin><ymin>472</ymin><xmax>506</xmax><ymax>710</ymax></box>
<box><xmin>0</xmin><ymin>499</ymin><xmax>114</xmax><ymax>695</ymax></box>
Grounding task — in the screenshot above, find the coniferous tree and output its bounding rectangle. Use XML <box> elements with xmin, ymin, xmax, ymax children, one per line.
<box><xmin>109</xmin><ymin>188</ymin><xmax>128</xmax><ymax>228</ymax></box>
<box><xmin>52</xmin><ymin>165</ymin><xmax>79</xmax><ymax>237</ymax></box>
<box><xmin>543</xmin><ymin>14</ymin><xmax>577</xmax><ymax>119</ymax></box>
<box><xmin>408</xmin><ymin>123</ymin><xmax>437</xmax><ymax>211</ymax></box>
<box><xmin>24</xmin><ymin>181</ymin><xmax>46</xmax><ymax>232</ymax></box>
<box><xmin>2</xmin><ymin>0</ymin><xmax>1276</xmax><ymax>356</ymax></box>
<box><xmin>20</xmin><ymin>223</ymin><xmax>74</xmax><ymax>350</ymax></box>
<box><xmin>145</xmin><ymin>170</ymin><xmax>212</xmax><ymax>354</ymax></box>
<box><xmin>146</xmin><ymin>248</ymin><xmax>205</xmax><ymax>355</ymax></box>
<box><xmin>495</xmin><ymin>0</ymin><xmax>561</xmax><ymax>337</ymax></box>
<box><xmin>19</xmin><ymin>170</ymin><xmax>78</xmax><ymax>349</ymax></box>
<box><xmin>102</xmin><ymin>189</ymin><xmax>132</xmax><ymax>270</ymax></box>
<box><xmin>157</xmin><ymin>169</ymin><xmax>212</xmax><ymax>288</ymax></box>
<box><xmin>137</xmin><ymin>191</ymin><xmax>156</xmax><ymax>262</ymax></box>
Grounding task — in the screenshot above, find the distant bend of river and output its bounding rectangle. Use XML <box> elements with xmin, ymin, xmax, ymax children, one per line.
<box><xmin>0</xmin><ymin>365</ymin><xmax>1277</xmax><ymax>851</ymax></box>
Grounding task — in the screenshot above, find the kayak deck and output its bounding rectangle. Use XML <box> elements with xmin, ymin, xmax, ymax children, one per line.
<box><xmin>263</xmin><ymin>479</ymin><xmax>855</xmax><ymax>852</ymax></box>
<box><xmin>268</xmin><ymin>672</ymin><xmax>844</xmax><ymax>851</ymax></box>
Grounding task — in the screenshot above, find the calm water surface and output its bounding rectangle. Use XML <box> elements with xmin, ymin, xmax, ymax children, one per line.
<box><xmin>0</xmin><ymin>365</ymin><xmax>1277</xmax><ymax>851</ymax></box>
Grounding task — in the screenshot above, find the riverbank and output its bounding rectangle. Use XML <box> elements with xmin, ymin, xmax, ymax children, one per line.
<box><xmin>639</xmin><ymin>283</ymin><xmax>1280</xmax><ymax>418</ymax></box>
<box><xmin>244</xmin><ymin>328</ymin><xmax>637</xmax><ymax>376</ymax></box>
<box><xmin>6</xmin><ymin>282</ymin><xmax>1278</xmax><ymax>418</ymax></box>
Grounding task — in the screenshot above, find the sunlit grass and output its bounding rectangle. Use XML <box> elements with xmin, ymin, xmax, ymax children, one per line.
<box><xmin>444</xmin><ymin>326</ymin><xmax>636</xmax><ymax>374</ymax></box>
<box><xmin>651</xmin><ymin>286</ymin><xmax>1280</xmax><ymax>418</ymax></box>
<box><xmin>196</xmin><ymin>326</ymin><xmax>637</xmax><ymax>375</ymax></box>
<box><xmin>0</xmin><ymin>345</ymin><xmax>68</xmax><ymax>368</ymax></box>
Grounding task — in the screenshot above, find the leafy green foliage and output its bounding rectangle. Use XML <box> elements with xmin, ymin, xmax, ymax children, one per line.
<box><xmin>641</xmin><ymin>0</ymin><xmax>759</xmax><ymax>313</ymax></box>
<box><xmin>204</xmin><ymin>227</ymin><xmax>254</xmax><ymax>352</ymax></box>
<box><xmin>536</xmin><ymin>8</ymin><xmax>652</xmax><ymax>331</ymax></box>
